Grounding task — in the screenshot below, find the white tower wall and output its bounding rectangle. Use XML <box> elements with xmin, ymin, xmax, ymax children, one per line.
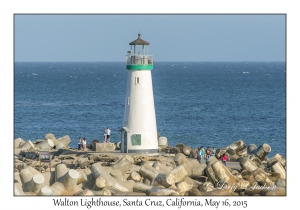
<box><xmin>122</xmin><ymin>70</ymin><xmax>158</xmax><ymax>153</ymax></box>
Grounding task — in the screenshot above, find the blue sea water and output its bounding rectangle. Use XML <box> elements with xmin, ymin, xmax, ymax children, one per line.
<box><xmin>14</xmin><ymin>62</ymin><xmax>286</xmax><ymax>157</ymax></box>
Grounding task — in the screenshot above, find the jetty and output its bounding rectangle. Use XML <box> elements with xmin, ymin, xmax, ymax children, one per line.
<box><xmin>14</xmin><ymin>133</ymin><xmax>286</xmax><ymax>196</ymax></box>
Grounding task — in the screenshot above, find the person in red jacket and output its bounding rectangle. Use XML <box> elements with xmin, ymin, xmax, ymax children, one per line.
<box><xmin>221</xmin><ymin>154</ymin><xmax>227</xmax><ymax>166</ymax></box>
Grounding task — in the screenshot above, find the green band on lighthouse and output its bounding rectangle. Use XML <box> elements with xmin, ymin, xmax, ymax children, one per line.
<box><xmin>126</xmin><ymin>65</ymin><xmax>153</xmax><ymax>70</ymax></box>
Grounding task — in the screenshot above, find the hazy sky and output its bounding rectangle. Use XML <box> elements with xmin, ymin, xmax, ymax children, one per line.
<box><xmin>14</xmin><ymin>14</ymin><xmax>285</xmax><ymax>62</ymax></box>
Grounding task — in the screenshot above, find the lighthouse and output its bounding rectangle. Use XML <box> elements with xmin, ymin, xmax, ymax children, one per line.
<box><xmin>120</xmin><ymin>33</ymin><xmax>158</xmax><ymax>153</ymax></box>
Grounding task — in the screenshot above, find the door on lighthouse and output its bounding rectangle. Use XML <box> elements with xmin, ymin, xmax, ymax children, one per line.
<box><xmin>123</xmin><ymin>131</ymin><xmax>127</xmax><ymax>153</ymax></box>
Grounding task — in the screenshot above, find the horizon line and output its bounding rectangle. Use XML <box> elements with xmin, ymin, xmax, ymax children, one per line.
<box><xmin>14</xmin><ymin>60</ymin><xmax>286</xmax><ymax>63</ymax></box>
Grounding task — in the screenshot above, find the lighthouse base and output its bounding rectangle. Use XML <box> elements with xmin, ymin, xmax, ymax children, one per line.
<box><xmin>127</xmin><ymin>149</ymin><xmax>158</xmax><ymax>154</ymax></box>
<box><xmin>120</xmin><ymin>128</ymin><xmax>158</xmax><ymax>153</ymax></box>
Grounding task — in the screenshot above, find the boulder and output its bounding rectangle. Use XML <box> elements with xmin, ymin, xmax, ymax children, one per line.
<box><xmin>93</xmin><ymin>143</ymin><xmax>115</xmax><ymax>152</ymax></box>
<box><xmin>56</xmin><ymin>135</ymin><xmax>71</xmax><ymax>147</ymax></box>
<box><xmin>15</xmin><ymin>138</ymin><xmax>26</xmax><ymax>148</ymax></box>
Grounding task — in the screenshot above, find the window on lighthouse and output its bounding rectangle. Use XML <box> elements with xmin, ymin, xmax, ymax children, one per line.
<box><xmin>135</xmin><ymin>77</ymin><xmax>140</xmax><ymax>84</ymax></box>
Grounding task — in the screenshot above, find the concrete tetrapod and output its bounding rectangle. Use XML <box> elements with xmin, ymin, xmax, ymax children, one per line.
<box><xmin>240</xmin><ymin>170</ymin><xmax>256</xmax><ymax>186</ymax></box>
<box><xmin>76</xmin><ymin>169</ymin><xmax>87</xmax><ymax>185</ymax></box>
<box><xmin>240</xmin><ymin>157</ymin><xmax>259</xmax><ymax>172</ymax></box>
<box><xmin>262</xmin><ymin>186</ymin><xmax>286</xmax><ymax>196</ymax></box>
<box><xmin>267</xmin><ymin>157</ymin><xmax>286</xmax><ymax>179</ymax></box>
<box><xmin>219</xmin><ymin>140</ymin><xmax>247</xmax><ymax>157</ymax></box>
<box><xmin>112</xmin><ymin>155</ymin><xmax>135</xmax><ymax>174</ymax></box>
<box><xmin>90</xmin><ymin>162</ymin><xmax>130</xmax><ymax>192</ymax></box>
<box><xmin>55</xmin><ymin>142</ymin><xmax>65</xmax><ymax>150</ymax></box>
<box><xmin>127</xmin><ymin>171</ymin><xmax>142</xmax><ymax>182</ymax></box>
<box><xmin>152</xmin><ymin>161</ymin><xmax>172</xmax><ymax>174</ymax></box>
<box><xmin>37</xmin><ymin>186</ymin><xmax>53</xmax><ymax>196</ymax></box>
<box><xmin>208</xmin><ymin>156</ymin><xmax>249</xmax><ymax>192</ymax></box>
<box><xmin>49</xmin><ymin>182</ymin><xmax>67</xmax><ymax>195</ymax></box>
<box><xmin>108</xmin><ymin>190</ymin><xmax>146</xmax><ymax>196</ymax></box>
<box><xmin>15</xmin><ymin>138</ymin><xmax>26</xmax><ymax>149</ymax></box>
<box><xmin>56</xmin><ymin>135</ymin><xmax>71</xmax><ymax>147</ymax></box>
<box><xmin>252</xmin><ymin>168</ymin><xmax>275</xmax><ymax>187</ymax></box>
<box><xmin>189</xmin><ymin>187</ymin><xmax>234</xmax><ymax>196</ymax></box>
<box><xmin>274</xmin><ymin>153</ymin><xmax>286</xmax><ymax>167</ymax></box>
<box><xmin>45</xmin><ymin>133</ymin><xmax>58</xmax><ymax>146</ymax></box>
<box><xmin>205</xmin><ymin>166</ymin><xmax>218</xmax><ymax>186</ymax></box>
<box><xmin>139</xmin><ymin>164</ymin><xmax>160</xmax><ymax>185</ymax></box>
<box><xmin>63</xmin><ymin>169</ymin><xmax>80</xmax><ymax>192</ymax></box>
<box><xmin>198</xmin><ymin>181</ymin><xmax>215</xmax><ymax>192</ymax></box>
<box><xmin>50</xmin><ymin>169</ymin><xmax>81</xmax><ymax>196</ymax></box>
<box><xmin>133</xmin><ymin>182</ymin><xmax>179</xmax><ymax>196</ymax></box>
<box><xmin>36</xmin><ymin>139</ymin><xmax>54</xmax><ymax>150</ymax></box>
<box><xmin>174</xmin><ymin>153</ymin><xmax>193</xmax><ymax>175</ymax></box>
<box><xmin>14</xmin><ymin>182</ymin><xmax>26</xmax><ymax>195</ymax></box>
<box><xmin>19</xmin><ymin>166</ymin><xmax>41</xmax><ymax>192</ymax></box>
<box><xmin>247</xmin><ymin>144</ymin><xmax>257</xmax><ymax>154</ymax></box>
<box><xmin>110</xmin><ymin>168</ymin><xmax>124</xmax><ymax>182</ymax></box>
<box><xmin>182</xmin><ymin>146</ymin><xmax>192</xmax><ymax>156</ymax></box>
<box><xmin>20</xmin><ymin>140</ymin><xmax>34</xmax><ymax>151</ymax></box>
<box><xmin>27</xmin><ymin>174</ymin><xmax>45</xmax><ymax>194</ymax></box>
<box><xmin>55</xmin><ymin>163</ymin><xmax>69</xmax><ymax>182</ymax></box>
<box><xmin>176</xmin><ymin>180</ymin><xmax>193</xmax><ymax>195</ymax></box>
<box><xmin>164</xmin><ymin>164</ymin><xmax>189</xmax><ymax>186</ymax></box>
<box><xmin>254</xmin><ymin>144</ymin><xmax>272</xmax><ymax>160</ymax></box>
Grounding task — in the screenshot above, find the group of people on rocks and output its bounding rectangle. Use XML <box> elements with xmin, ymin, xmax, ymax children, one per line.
<box><xmin>196</xmin><ymin>146</ymin><xmax>227</xmax><ymax>166</ymax></box>
<box><xmin>77</xmin><ymin>137</ymin><xmax>87</xmax><ymax>151</ymax></box>
<box><xmin>76</xmin><ymin>127</ymin><xmax>112</xmax><ymax>152</ymax></box>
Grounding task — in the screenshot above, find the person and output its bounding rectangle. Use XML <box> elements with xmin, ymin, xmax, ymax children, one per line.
<box><xmin>206</xmin><ymin>147</ymin><xmax>211</xmax><ymax>161</ymax></box>
<box><xmin>211</xmin><ymin>147</ymin><xmax>216</xmax><ymax>156</ymax></box>
<box><xmin>78</xmin><ymin>137</ymin><xmax>82</xmax><ymax>150</ymax></box>
<box><xmin>200</xmin><ymin>146</ymin><xmax>205</xmax><ymax>162</ymax></box>
<box><xmin>221</xmin><ymin>154</ymin><xmax>227</xmax><ymax>166</ymax></box>
<box><xmin>106</xmin><ymin>127</ymin><xmax>111</xmax><ymax>143</ymax></box>
<box><xmin>82</xmin><ymin>137</ymin><xmax>87</xmax><ymax>151</ymax></box>
<box><xmin>103</xmin><ymin>128</ymin><xmax>107</xmax><ymax>143</ymax></box>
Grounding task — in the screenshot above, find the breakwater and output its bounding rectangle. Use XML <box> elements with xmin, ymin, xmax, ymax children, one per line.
<box><xmin>14</xmin><ymin>133</ymin><xmax>286</xmax><ymax>196</ymax></box>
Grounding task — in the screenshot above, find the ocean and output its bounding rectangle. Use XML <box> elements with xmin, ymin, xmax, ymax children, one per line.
<box><xmin>14</xmin><ymin>61</ymin><xmax>286</xmax><ymax>157</ymax></box>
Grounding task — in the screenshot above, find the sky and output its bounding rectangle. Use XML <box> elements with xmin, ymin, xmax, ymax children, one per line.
<box><xmin>14</xmin><ymin>14</ymin><xmax>286</xmax><ymax>62</ymax></box>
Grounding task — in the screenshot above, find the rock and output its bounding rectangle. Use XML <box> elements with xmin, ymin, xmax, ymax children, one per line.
<box><xmin>247</xmin><ymin>144</ymin><xmax>257</xmax><ymax>154</ymax></box>
<box><xmin>13</xmin><ymin>135</ymin><xmax>285</xmax><ymax>197</ymax></box>
<box><xmin>275</xmin><ymin>178</ymin><xmax>286</xmax><ymax>187</ymax></box>
<box><xmin>35</xmin><ymin>139</ymin><xmax>54</xmax><ymax>150</ymax></box>
<box><xmin>20</xmin><ymin>140</ymin><xmax>34</xmax><ymax>151</ymax></box>
<box><xmin>14</xmin><ymin>182</ymin><xmax>26</xmax><ymax>195</ymax></box>
<box><xmin>189</xmin><ymin>148</ymin><xmax>198</xmax><ymax>159</ymax></box>
<box><xmin>219</xmin><ymin>140</ymin><xmax>247</xmax><ymax>157</ymax></box>
<box><xmin>182</xmin><ymin>146</ymin><xmax>192</xmax><ymax>156</ymax></box>
<box><xmin>15</xmin><ymin>162</ymin><xmax>27</xmax><ymax>172</ymax></box>
<box><xmin>55</xmin><ymin>142</ymin><xmax>65</xmax><ymax>150</ymax></box>
<box><xmin>240</xmin><ymin>157</ymin><xmax>258</xmax><ymax>172</ymax></box>
<box><xmin>158</xmin><ymin>136</ymin><xmax>168</xmax><ymax>148</ymax></box>
<box><xmin>115</xmin><ymin>142</ymin><xmax>121</xmax><ymax>150</ymax></box>
<box><xmin>90</xmin><ymin>162</ymin><xmax>130</xmax><ymax>192</ymax></box>
<box><xmin>45</xmin><ymin>133</ymin><xmax>58</xmax><ymax>145</ymax></box>
<box><xmin>56</xmin><ymin>135</ymin><xmax>71</xmax><ymax>147</ymax></box>
<box><xmin>209</xmin><ymin>156</ymin><xmax>249</xmax><ymax>192</ymax></box>
<box><xmin>199</xmin><ymin>181</ymin><xmax>214</xmax><ymax>192</ymax></box>
<box><xmin>227</xmin><ymin>148</ymin><xmax>236</xmax><ymax>155</ymax></box>
<box><xmin>78</xmin><ymin>157</ymin><xmax>90</xmax><ymax>169</ymax></box>
<box><xmin>267</xmin><ymin>157</ymin><xmax>286</xmax><ymax>179</ymax></box>
<box><xmin>112</xmin><ymin>155</ymin><xmax>134</xmax><ymax>174</ymax></box>
<box><xmin>15</xmin><ymin>138</ymin><xmax>26</xmax><ymax>148</ymax></box>
<box><xmin>93</xmin><ymin>143</ymin><xmax>115</xmax><ymax>152</ymax></box>
<box><xmin>274</xmin><ymin>153</ymin><xmax>286</xmax><ymax>167</ymax></box>
<box><xmin>253</xmin><ymin>144</ymin><xmax>272</xmax><ymax>160</ymax></box>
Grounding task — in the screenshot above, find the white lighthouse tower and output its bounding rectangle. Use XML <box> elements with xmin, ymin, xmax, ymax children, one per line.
<box><xmin>120</xmin><ymin>33</ymin><xmax>158</xmax><ymax>153</ymax></box>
